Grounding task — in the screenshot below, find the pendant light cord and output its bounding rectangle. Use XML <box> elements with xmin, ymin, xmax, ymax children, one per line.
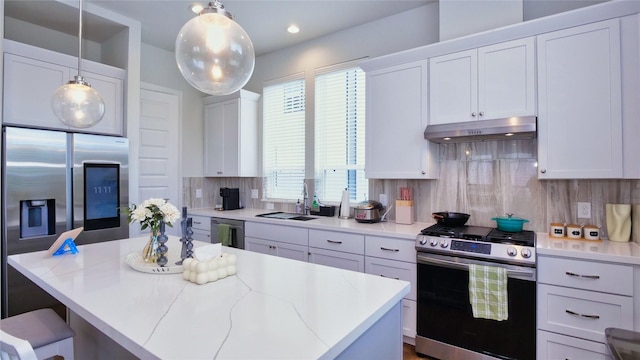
<box><xmin>77</xmin><ymin>0</ymin><xmax>83</xmax><ymax>77</ymax></box>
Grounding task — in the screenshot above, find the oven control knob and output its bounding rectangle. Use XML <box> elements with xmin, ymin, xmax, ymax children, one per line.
<box><xmin>419</xmin><ymin>237</ymin><xmax>428</xmax><ymax>245</ymax></box>
<box><xmin>507</xmin><ymin>247</ymin><xmax>518</xmax><ymax>257</ymax></box>
<box><xmin>439</xmin><ymin>239</ymin><xmax>449</xmax><ymax>249</ymax></box>
<box><xmin>521</xmin><ymin>248</ymin><xmax>532</xmax><ymax>258</ymax></box>
<box><xmin>430</xmin><ymin>239</ymin><xmax>439</xmax><ymax>247</ymax></box>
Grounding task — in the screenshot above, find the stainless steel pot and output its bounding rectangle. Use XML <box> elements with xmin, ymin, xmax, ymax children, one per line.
<box><xmin>354</xmin><ymin>200</ymin><xmax>385</xmax><ymax>223</ymax></box>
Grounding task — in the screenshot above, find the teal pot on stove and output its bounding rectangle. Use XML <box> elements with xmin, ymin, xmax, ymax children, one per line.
<box><xmin>491</xmin><ymin>214</ymin><xmax>530</xmax><ymax>232</ymax></box>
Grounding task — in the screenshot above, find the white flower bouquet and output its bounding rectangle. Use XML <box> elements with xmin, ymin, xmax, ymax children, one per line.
<box><xmin>124</xmin><ymin>198</ymin><xmax>180</xmax><ymax>233</ymax></box>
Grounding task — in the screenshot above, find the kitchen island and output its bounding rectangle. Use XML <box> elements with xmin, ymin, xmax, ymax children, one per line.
<box><xmin>8</xmin><ymin>236</ymin><xmax>409</xmax><ymax>359</ymax></box>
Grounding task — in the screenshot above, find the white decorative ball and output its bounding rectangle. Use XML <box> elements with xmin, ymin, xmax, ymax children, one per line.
<box><xmin>196</xmin><ymin>273</ymin><xmax>208</xmax><ymax>285</ymax></box>
<box><xmin>227</xmin><ymin>265</ymin><xmax>237</xmax><ymax>275</ymax></box>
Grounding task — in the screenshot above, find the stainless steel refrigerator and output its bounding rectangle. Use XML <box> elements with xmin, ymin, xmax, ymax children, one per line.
<box><xmin>1</xmin><ymin>126</ymin><xmax>129</xmax><ymax>318</ymax></box>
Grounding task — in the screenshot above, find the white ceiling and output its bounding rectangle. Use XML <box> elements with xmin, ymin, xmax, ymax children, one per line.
<box><xmin>4</xmin><ymin>0</ymin><xmax>433</xmax><ymax>56</ymax></box>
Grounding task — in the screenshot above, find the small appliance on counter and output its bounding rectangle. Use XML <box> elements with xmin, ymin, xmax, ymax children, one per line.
<box><xmin>220</xmin><ymin>188</ymin><xmax>240</xmax><ymax>210</ymax></box>
<box><xmin>354</xmin><ymin>200</ymin><xmax>390</xmax><ymax>223</ymax></box>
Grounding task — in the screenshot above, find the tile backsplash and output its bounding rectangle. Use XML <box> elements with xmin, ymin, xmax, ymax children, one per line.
<box><xmin>184</xmin><ymin>139</ymin><xmax>640</xmax><ymax>239</ymax></box>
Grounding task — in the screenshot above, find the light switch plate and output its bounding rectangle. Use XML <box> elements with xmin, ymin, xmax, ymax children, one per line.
<box><xmin>379</xmin><ymin>194</ymin><xmax>388</xmax><ymax>207</ymax></box>
<box><xmin>195</xmin><ymin>188</ymin><xmax>202</xmax><ymax>198</ymax></box>
<box><xmin>251</xmin><ymin>189</ymin><xmax>259</xmax><ymax>199</ymax></box>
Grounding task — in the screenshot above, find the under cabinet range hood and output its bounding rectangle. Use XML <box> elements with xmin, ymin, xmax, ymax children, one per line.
<box><xmin>424</xmin><ymin>116</ymin><xmax>537</xmax><ymax>143</ymax></box>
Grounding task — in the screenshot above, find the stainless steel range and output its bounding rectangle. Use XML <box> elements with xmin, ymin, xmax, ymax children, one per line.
<box><xmin>415</xmin><ymin>224</ymin><xmax>536</xmax><ymax>360</ymax></box>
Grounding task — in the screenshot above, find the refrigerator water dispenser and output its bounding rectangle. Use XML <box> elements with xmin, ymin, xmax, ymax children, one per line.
<box><xmin>20</xmin><ymin>199</ymin><xmax>55</xmax><ymax>238</ymax></box>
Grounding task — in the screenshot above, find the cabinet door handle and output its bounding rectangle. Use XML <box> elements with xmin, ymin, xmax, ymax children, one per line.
<box><xmin>565</xmin><ymin>271</ymin><xmax>600</xmax><ymax>280</ymax></box>
<box><xmin>326</xmin><ymin>239</ymin><xmax>343</xmax><ymax>244</ymax></box>
<box><xmin>193</xmin><ymin>221</ymin><xmax>202</xmax><ymax>225</ymax></box>
<box><xmin>380</xmin><ymin>247</ymin><xmax>399</xmax><ymax>252</ymax></box>
<box><xmin>565</xmin><ymin>309</ymin><xmax>600</xmax><ymax>320</ymax></box>
<box><xmin>540</xmin><ymin>169</ymin><xmax>547</xmax><ymax>174</ymax></box>
<box><xmin>380</xmin><ymin>274</ymin><xmax>400</xmax><ymax>280</ymax></box>
<box><xmin>471</xmin><ymin>112</ymin><xmax>477</xmax><ymax>117</ymax></box>
<box><xmin>478</xmin><ymin>111</ymin><xmax>484</xmax><ymax>116</ymax></box>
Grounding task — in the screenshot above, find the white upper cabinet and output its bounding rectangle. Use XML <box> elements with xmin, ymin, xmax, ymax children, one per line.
<box><xmin>537</xmin><ymin>19</ymin><xmax>623</xmax><ymax>179</ymax></box>
<box><xmin>363</xmin><ymin>60</ymin><xmax>439</xmax><ymax>179</ymax></box>
<box><xmin>2</xmin><ymin>40</ymin><xmax>125</xmax><ymax>136</ymax></box>
<box><xmin>204</xmin><ymin>90</ymin><xmax>260</xmax><ymax>177</ymax></box>
<box><xmin>429</xmin><ymin>37</ymin><xmax>536</xmax><ymax>125</ymax></box>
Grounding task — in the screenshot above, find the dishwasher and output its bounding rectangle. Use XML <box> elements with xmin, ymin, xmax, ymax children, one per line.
<box><xmin>211</xmin><ymin>217</ymin><xmax>245</xmax><ymax>249</ymax></box>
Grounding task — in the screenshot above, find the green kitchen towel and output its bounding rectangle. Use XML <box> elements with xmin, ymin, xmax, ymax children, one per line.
<box><xmin>468</xmin><ymin>264</ymin><xmax>508</xmax><ymax>321</ymax></box>
<box><xmin>218</xmin><ymin>224</ymin><xmax>231</xmax><ymax>247</ymax></box>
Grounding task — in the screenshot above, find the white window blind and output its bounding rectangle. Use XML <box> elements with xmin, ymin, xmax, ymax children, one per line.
<box><xmin>315</xmin><ymin>66</ymin><xmax>367</xmax><ymax>203</ymax></box>
<box><xmin>262</xmin><ymin>77</ymin><xmax>306</xmax><ymax>201</ymax></box>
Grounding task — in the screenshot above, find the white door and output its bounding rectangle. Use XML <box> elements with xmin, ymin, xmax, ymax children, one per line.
<box><xmin>137</xmin><ymin>86</ymin><xmax>182</xmax><ymax>236</ymax></box>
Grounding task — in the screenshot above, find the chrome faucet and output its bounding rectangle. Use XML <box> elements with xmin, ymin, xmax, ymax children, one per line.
<box><xmin>302</xmin><ymin>182</ymin><xmax>309</xmax><ymax>215</ymax></box>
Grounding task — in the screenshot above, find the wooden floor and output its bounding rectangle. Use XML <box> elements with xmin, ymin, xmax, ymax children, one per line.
<box><xmin>403</xmin><ymin>343</ymin><xmax>422</xmax><ymax>360</ymax></box>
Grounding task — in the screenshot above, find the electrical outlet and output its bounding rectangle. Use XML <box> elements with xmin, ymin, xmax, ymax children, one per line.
<box><xmin>251</xmin><ymin>189</ymin><xmax>259</xmax><ymax>199</ymax></box>
<box><xmin>577</xmin><ymin>202</ymin><xmax>591</xmax><ymax>219</ymax></box>
<box><xmin>266</xmin><ymin>202</ymin><xmax>274</xmax><ymax>210</ymax></box>
<box><xmin>195</xmin><ymin>188</ymin><xmax>202</xmax><ymax>199</ymax></box>
<box><xmin>379</xmin><ymin>194</ymin><xmax>388</xmax><ymax>207</ymax></box>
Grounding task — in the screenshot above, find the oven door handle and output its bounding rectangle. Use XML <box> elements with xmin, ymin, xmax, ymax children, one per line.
<box><xmin>417</xmin><ymin>254</ymin><xmax>535</xmax><ymax>279</ymax></box>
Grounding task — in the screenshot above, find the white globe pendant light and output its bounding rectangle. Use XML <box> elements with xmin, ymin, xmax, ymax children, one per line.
<box><xmin>175</xmin><ymin>1</ymin><xmax>255</xmax><ymax>96</ymax></box>
<box><xmin>51</xmin><ymin>0</ymin><xmax>105</xmax><ymax>128</ymax></box>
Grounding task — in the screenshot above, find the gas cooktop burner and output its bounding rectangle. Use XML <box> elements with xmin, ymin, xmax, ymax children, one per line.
<box><xmin>420</xmin><ymin>224</ymin><xmax>535</xmax><ymax>246</ymax></box>
<box><xmin>417</xmin><ymin>224</ymin><xmax>536</xmax><ymax>265</ymax></box>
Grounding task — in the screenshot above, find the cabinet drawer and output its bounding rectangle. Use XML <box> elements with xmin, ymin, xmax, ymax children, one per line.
<box><xmin>309</xmin><ymin>230</ymin><xmax>364</xmax><ymax>255</ymax></box>
<box><xmin>189</xmin><ymin>215</ymin><xmax>211</xmax><ymax>231</ymax></box>
<box><xmin>537</xmin><ymin>330</ymin><xmax>611</xmax><ymax>360</ymax></box>
<box><xmin>365</xmin><ymin>257</ymin><xmax>416</xmax><ymax>301</ymax></box>
<box><xmin>191</xmin><ymin>229</ymin><xmax>211</xmax><ymax>243</ymax></box>
<box><xmin>538</xmin><ymin>256</ymin><xmax>633</xmax><ymax>295</ymax></box>
<box><xmin>365</xmin><ymin>236</ymin><xmax>416</xmax><ymax>263</ymax></box>
<box><xmin>245</xmin><ymin>222</ymin><xmax>308</xmax><ymax>245</ymax></box>
<box><xmin>538</xmin><ymin>284</ymin><xmax>633</xmax><ymax>343</ymax></box>
<box><xmin>308</xmin><ymin>248</ymin><xmax>365</xmax><ymax>272</ymax></box>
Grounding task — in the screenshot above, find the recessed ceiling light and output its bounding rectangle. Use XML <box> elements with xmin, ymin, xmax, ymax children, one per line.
<box><xmin>190</xmin><ymin>3</ymin><xmax>204</xmax><ymax>14</ymax></box>
<box><xmin>443</xmin><ymin>137</ymin><xmax>451</xmax><ymax>141</ymax></box>
<box><xmin>505</xmin><ymin>133</ymin><xmax>514</xmax><ymax>137</ymax></box>
<box><xmin>287</xmin><ymin>24</ymin><xmax>300</xmax><ymax>34</ymax></box>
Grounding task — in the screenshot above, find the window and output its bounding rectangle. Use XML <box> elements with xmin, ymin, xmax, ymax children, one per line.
<box><xmin>315</xmin><ymin>65</ymin><xmax>367</xmax><ymax>203</ymax></box>
<box><xmin>262</xmin><ymin>75</ymin><xmax>306</xmax><ymax>200</ymax></box>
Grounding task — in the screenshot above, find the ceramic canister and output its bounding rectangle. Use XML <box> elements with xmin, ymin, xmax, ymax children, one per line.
<box><xmin>633</xmin><ymin>205</ymin><xmax>640</xmax><ymax>245</ymax></box>
<box><xmin>583</xmin><ymin>225</ymin><xmax>600</xmax><ymax>240</ymax></box>
<box><xmin>606</xmin><ymin>204</ymin><xmax>632</xmax><ymax>242</ymax></box>
<box><xmin>566</xmin><ymin>224</ymin><xmax>582</xmax><ymax>239</ymax></box>
<box><xmin>549</xmin><ymin>223</ymin><xmax>565</xmax><ymax>238</ymax></box>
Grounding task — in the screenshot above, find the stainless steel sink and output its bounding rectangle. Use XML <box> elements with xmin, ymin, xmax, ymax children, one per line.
<box><xmin>255</xmin><ymin>212</ymin><xmax>316</xmax><ymax>221</ymax></box>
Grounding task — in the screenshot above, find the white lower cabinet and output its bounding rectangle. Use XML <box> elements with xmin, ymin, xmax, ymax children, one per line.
<box><xmin>537</xmin><ymin>331</ymin><xmax>612</xmax><ymax>360</ymax></box>
<box><xmin>308</xmin><ymin>230</ymin><xmax>365</xmax><ymax>272</ymax></box>
<box><xmin>365</xmin><ymin>235</ymin><xmax>417</xmax><ymax>339</ymax></box>
<box><xmin>308</xmin><ymin>247</ymin><xmax>365</xmax><ymax>272</ymax></box>
<box><xmin>402</xmin><ymin>299</ymin><xmax>417</xmax><ymax>339</ymax></box>
<box><xmin>245</xmin><ymin>236</ymin><xmax>308</xmax><ymax>262</ymax></box>
<box><xmin>537</xmin><ymin>254</ymin><xmax>634</xmax><ymax>359</ymax></box>
<box><xmin>189</xmin><ymin>215</ymin><xmax>212</xmax><ymax>243</ymax></box>
<box><xmin>245</xmin><ymin>222</ymin><xmax>309</xmax><ymax>262</ymax></box>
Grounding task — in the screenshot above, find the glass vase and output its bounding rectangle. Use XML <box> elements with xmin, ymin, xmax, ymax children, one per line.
<box><xmin>142</xmin><ymin>228</ymin><xmax>160</xmax><ymax>263</ymax></box>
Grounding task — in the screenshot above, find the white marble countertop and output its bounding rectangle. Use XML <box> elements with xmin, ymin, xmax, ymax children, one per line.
<box><xmin>189</xmin><ymin>208</ymin><xmax>431</xmax><ymax>240</ymax></box>
<box><xmin>536</xmin><ymin>233</ymin><xmax>640</xmax><ymax>265</ymax></box>
<box><xmin>8</xmin><ymin>237</ymin><xmax>409</xmax><ymax>359</ymax></box>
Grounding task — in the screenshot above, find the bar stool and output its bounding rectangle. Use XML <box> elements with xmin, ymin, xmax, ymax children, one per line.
<box><xmin>0</xmin><ymin>308</ymin><xmax>75</xmax><ymax>360</ymax></box>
